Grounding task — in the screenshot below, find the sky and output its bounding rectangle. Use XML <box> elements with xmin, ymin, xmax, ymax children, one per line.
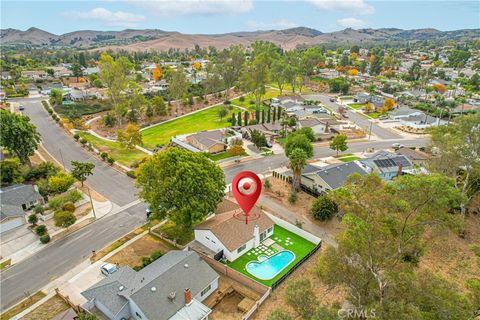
<box><xmin>1</xmin><ymin>0</ymin><xmax>479</xmax><ymax>35</ymax></box>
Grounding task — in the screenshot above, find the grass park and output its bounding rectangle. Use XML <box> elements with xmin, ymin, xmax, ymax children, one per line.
<box><xmin>230</xmin><ymin>88</ymin><xmax>280</xmax><ymax>111</ymax></box>
<box><xmin>141</xmin><ymin>105</ymin><xmax>241</xmax><ymax>149</ymax></box>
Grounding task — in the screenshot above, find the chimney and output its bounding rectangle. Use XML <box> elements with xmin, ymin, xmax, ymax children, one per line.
<box><xmin>184</xmin><ymin>288</ymin><xmax>192</xmax><ymax>305</ymax></box>
<box><xmin>324</xmin><ymin>121</ymin><xmax>329</xmax><ymax>133</ymax></box>
<box><xmin>397</xmin><ymin>163</ymin><xmax>403</xmax><ymax>177</ymax></box>
<box><xmin>253</xmin><ymin>224</ymin><xmax>260</xmax><ymax>247</ymax></box>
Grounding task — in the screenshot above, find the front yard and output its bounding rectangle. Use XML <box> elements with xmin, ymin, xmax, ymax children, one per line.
<box><xmin>226</xmin><ymin>225</ymin><xmax>316</xmax><ymax>287</ymax></box>
<box><xmin>141</xmin><ymin>105</ymin><xmax>241</xmax><ymax>149</ymax></box>
<box><xmin>76</xmin><ymin>132</ymin><xmax>149</xmax><ymax>167</ymax></box>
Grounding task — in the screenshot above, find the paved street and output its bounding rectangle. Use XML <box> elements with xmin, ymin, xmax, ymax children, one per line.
<box><xmin>1</xmin><ymin>97</ymin><xmax>426</xmax><ymax>311</ymax></box>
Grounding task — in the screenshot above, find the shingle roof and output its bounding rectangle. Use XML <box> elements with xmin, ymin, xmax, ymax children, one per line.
<box><xmin>395</xmin><ymin>147</ymin><xmax>429</xmax><ymax>161</ymax></box>
<box><xmin>81</xmin><ymin>251</ymin><xmax>218</xmax><ymax>320</ymax></box>
<box><xmin>195</xmin><ymin>207</ymin><xmax>274</xmax><ymax>251</ymax></box>
<box><xmin>0</xmin><ymin>184</ymin><xmax>43</xmax><ymax>207</ymax></box>
<box><xmin>316</xmin><ymin>162</ymin><xmax>368</xmax><ymax>189</ymax></box>
<box><xmin>189</xmin><ymin>130</ymin><xmax>225</xmax><ymax>148</ymax></box>
<box><xmin>0</xmin><ymin>204</ymin><xmax>25</xmax><ymax>221</ymax></box>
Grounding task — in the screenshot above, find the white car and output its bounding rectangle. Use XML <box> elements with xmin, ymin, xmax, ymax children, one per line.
<box><xmin>392</xmin><ymin>143</ymin><xmax>405</xmax><ymax>149</ymax></box>
<box><xmin>100</xmin><ymin>263</ymin><xmax>118</xmax><ymax>276</ymax></box>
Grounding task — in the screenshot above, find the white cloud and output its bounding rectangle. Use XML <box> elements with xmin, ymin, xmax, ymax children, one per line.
<box><xmin>337</xmin><ymin>17</ymin><xmax>367</xmax><ymax>28</ymax></box>
<box><xmin>125</xmin><ymin>0</ymin><xmax>254</xmax><ymax>16</ymax></box>
<box><xmin>67</xmin><ymin>8</ymin><xmax>146</xmax><ymax>27</ymax></box>
<box><xmin>246</xmin><ymin>19</ymin><xmax>298</xmax><ymax>30</ymax></box>
<box><xmin>308</xmin><ymin>0</ymin><xmax>374</xmax><ymax>15</ymax></box>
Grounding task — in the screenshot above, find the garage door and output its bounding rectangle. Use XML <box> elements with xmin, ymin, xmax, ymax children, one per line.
<box><xmin>0</xmin><ymin>218</ymin><xmax>24</xmax><ymax>234</ymax></box>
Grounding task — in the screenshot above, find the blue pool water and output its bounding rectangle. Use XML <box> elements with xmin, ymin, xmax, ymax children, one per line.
<box><xmin>246</xmin><ymin>250</ymin><xmax>295</xmax><ymax>280</ymax></box>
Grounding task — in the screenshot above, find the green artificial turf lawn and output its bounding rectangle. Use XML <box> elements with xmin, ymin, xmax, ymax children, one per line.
<box><xmin>227</xmin><ymin>225</ymin><xmax>316</xmax><ymax>287</ymax></box>
<box><xmin>77</xmin><ymin>132</ymin><xmax>148</xmax><ymax>167</ymax></box>
<box><xmin>348</xmin><ymin>103</ymin><xmax>366</xmax><ymax>110</ymax></box>
<box><xmin>141</xmin><ymin>105</ymin><xmax>240</xmax><ymax>149</ymax></box>
<box><xmin>339</xmin><ymin>156</ymin><xmax>361</xmax><ymax>162</ymax></box>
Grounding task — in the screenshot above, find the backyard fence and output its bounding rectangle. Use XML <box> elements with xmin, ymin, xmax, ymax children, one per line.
<box><xmin>242</xmin><ymin>287</ymin><xmax>272</xmax><ymax>320</ymax></box>
<box><xmin>55</xmin><ymin>288</ymin><xmax>84</xmax><ymax>314</ymax></box>
<box><xmin>149</xmin><ymin>228</ymin><xmax>185</xmax><ymax>249</ymax></box>
<box><xmin>271</xmin><ymin>241</ymin><xmax>322</xmax><ymax>291</ymax></box>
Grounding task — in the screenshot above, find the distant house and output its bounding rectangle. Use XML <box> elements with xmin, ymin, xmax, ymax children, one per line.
<box><xmin>83</xmin><ymin>67</ymin><xmax>100</xmax><ymax>75</ymax></box>
<box><xmin>194</xmin><ymin>204</ymin><xmax>274</xmax><ymax>262</ymax></box>
<box><xmin>21</xmin><ymin>70</ymin><xmax>47</xmax><ymax>80</ymax></box>
<box><xmin>51</xmin><ymin>66</ymin><xmax>72</xmax><ymax>78</ymax></box>
<box><xmin>1</xmin><ymin>72</ymin><xmax>12</xmax><ymax>80</ymax></box>
<box><xmin>358</xmin><ymin>151</ymin><xmax>413</xmax><ymax>181</ymax></box>
<box><xmin>0</xmin><ymin>184</ymin><xmax>44</xmax><ymax>234</ymax></box>
<box><xmin>185</xmin><ymin>130</ymin><xmax>227</xmax><ymax>154</ymax></box>
<box><xmin>399</xmin><ymin>112</ymin><xmax>444</xmax><ymax>129</ymax></box>
<box><xmin>82</xmin><ymin>251</ymin><xmax>218</xmax><ymax>320</ymax></box>
<box><xmin>241</xmin><ymin>123</ymin><xmax>282</xmax><ymax>139</ymax></box>
<box><xmin>298</xmin><ymin>118</ymin><xmax>336</xmax><ymax>138</ymax></box>
<box><xmin>41</xmin><ymin>83</ymin><xmax>65</xmax><ymax>95</ymax></box>
<box><xmin>395</xmin><ymin>147</ymin><xmax>429</xmax><ymax>167</ymax></box>
<box><xmin>353</xmin><ymin>93</ymin><xmax>385</xmax><ymax>109</ymax></box>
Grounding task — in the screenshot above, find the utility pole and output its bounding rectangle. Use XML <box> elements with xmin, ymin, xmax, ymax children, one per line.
<box><xmin>59</xmin><ymin>148</ymin><xmax>66</xmax><ymax>169</ymax></box>
<box><xmin>87</xmin><ymin>187</ymin><xmax>96</xmax><ymax>218</ymax></box>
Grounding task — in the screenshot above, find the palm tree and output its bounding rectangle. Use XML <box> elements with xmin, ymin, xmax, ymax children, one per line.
<box><xmin>288</xmin><ymin>148</ymin><xmax>307</xmax><ymax>192</ymax></box>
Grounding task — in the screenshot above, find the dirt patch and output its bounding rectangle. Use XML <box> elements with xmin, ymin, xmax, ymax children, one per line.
<box><xmin>210</xmin><ymin>291</ymin><xmax>245</xmax><ymax>320</ymax></box>
<box><xmin>250</xmin><ymin>245</ymin><xmax>347</xmax><ymax>320</ymax></box>
<box><xmin>22</xmin><ymin>295</ymin><xmax>69</xmax><ymax>320</ymax></box>
<box><xmin>106</xmin><ymin>233</ymin><xmax>175</xmax><ymax>268</ymax></box>
<box><xmin>75</xmin><ymin>182</ymin><xmax>107</xmax><ymax>202</ymax></box>
<box><xmin>92</xmin><ymin>227</ymin><xmax>145</xmax><ymax>262</ymax></box>
<box><xmin>0</xmin><ymin>291</ymin><xmax>46</xmax><ymax>320</ymax></box>
<box><xmin>419</xmin><ymin>214</ymin><xmax>480</xmax><ymax>292</ymax></box>
<box><xmin>264</xmin><ymin>178</ymin><xmax>345</xmax><ymax>237</ymax></box>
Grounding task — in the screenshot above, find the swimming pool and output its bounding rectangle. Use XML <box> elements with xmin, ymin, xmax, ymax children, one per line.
<box><xmin>246</xmin><ymin>250</ymin><xmax>295</xmax><ymax>280</ymax></box>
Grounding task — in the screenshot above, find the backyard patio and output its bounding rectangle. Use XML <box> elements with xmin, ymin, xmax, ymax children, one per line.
<box><xmin>227</xmin><ymin>225</ymin><xmax>317</xmax><ymax>286</ymax></box>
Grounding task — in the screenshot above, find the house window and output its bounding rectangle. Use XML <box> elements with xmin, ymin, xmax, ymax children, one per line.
<box><xmin>260</xmin><ymin>232</ymin><xmax>266</xmax><ymax>241</ymax></box>
<box><xmin>267</xmin><ymin>227</ymin><xmax>273</xmax><ymax>234</ymax></box>
<box><xmin>237</xmin><ymin>244</ymin><xmax>247</xmax><ymax>253</ymax></box>
<box><xmin>136</xmin><ymin>312</ymin><xmax>143</xmax><ymax>319</ymax></box>
<box><xmin>201</xmin><ymin>284</ymin><xmax>212</xmax><ymax>296</ymax></box>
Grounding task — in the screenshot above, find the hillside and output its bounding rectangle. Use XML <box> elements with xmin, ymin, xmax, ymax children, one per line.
<box><xmin>1</xmin><ymin>26</ymin><xmax>478</xmax><ymax>51</ymax></box>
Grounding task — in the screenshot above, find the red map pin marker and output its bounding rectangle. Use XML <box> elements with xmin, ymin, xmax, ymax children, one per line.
<box><xmin>232</xmin><ymin>171</ymin><xmax>262</xmax><ymax>222</ymax></box>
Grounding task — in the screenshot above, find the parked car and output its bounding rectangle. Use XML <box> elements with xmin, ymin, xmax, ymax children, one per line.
<box><xmin>266</xmin><ymin>142</ymin><xmax>272</xmax><ymax>148</ymax></box>
<box><xmin>19</xmin><ymin>105</ymin><xmax>25</xmax><ymax>110</ymax></box>
<box><xmin>341</xmin><ymin>113</ymin><xmax>349</xmax><ymax>118</ymax></box>
<box><xmin>378</xmin><ymin>115</ymin><xmax>388</xmax><ymax>120</ymax></box>
<box><xmin>329</xmin><ymin>97</ymin><xmax>335</xmax><ymax>102</ymax></box>
<box><xmin>392</xmin><ymin>143</ymin><xmax>405</xmax><ymax>150</ymax></box>
<box><xmin>100</xmin><ymin>263</ymin><xmax>118</xmax><ymax>276</ymax></box>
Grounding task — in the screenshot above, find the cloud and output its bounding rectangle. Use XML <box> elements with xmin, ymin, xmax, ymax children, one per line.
<box><xmin>125</xmin><ymin>0</ymin><xmax>254</xmax><ymax>16</ymax></box>
<box><xmin>246</xmin><ymin>19</ymin><xmax>298</xmax><ymax>30</ymax></box>
<box><xmin>67</xmin><ymin>8</ymin><xmax>145</xmax><ymax>27</ymax></box>
<box><xmin>308</xmin><ymin>0</ymin><xmax>374</xmax><ymax>15</ymax></box>
<box><xmin>337</xmin><ymin>17</ymin><xmax>367</xmax><ymax>28</ymax></box>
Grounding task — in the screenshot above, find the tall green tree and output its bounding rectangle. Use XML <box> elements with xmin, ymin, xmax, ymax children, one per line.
<box><xmin>0</xmin><ymin>158</ymin><xmax>24</xmax><ymax>185</ymax></box>
<box><xmin>71</xmin><ymin>161</ymin><xmax>95</xmax><ymax>187</ymax></box>
<box><xmin>168</xmin><ymin>65</ymin><xmax>189</xmax><ymax>101</ymax></box>
<box><xmin>284</xmin><ymin>133</ymin><xmax>313</xmax><ymax>158</ymax></box>
<box><xmin>0</xmin><ymin>109</ymin><xmax>41</xmax><ymax>164</ymax></box>
<box><xmin>329</xmin><ymin>133</ymin><xmax>348</xmax><ymax>156</ymax></box>
<box><xmin>288</xmin><ymin>148</ymin><xmax>307</xmax><ymax>191</ymax></box>
<box><xmin>135</xmin><ymin>148</ymin><xmax>225</xmax><ymax>230</ymax></box>
<box><xmin>249</xmin><ymin>129</ymin><xmax>267</xmax><ymax>148</ymax></box>
<box><xmin>152</xmin><ymin>96</ymin><xmax>167</xmax><ymax>116</ymax></box>
<box><xmin>241</xmin><ymin>50</ymin><xmax>270</xmax><ymax>111</ymax></box>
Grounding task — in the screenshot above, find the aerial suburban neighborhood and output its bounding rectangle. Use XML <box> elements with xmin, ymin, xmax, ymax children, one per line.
<box><xmin>0</xmin><ymin>0</ymin><xmax>479</xmax><ymax>319</ymax></box>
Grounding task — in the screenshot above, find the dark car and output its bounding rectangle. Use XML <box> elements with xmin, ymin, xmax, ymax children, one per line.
<box><xmin>329</xmin><ymin>98</ymin><xmax>335</xmax><ymax>102</ymax></box>
<box><xmin>19</xmin><ymin>105</ymin><xmax>25</xmax><ymax>110</ymax></box>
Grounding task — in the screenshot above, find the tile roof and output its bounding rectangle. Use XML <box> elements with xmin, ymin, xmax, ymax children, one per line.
<box><xmin>195</xmin><ymin>207</ymin><xmax>274</xmax><ymax>251</ymax></box>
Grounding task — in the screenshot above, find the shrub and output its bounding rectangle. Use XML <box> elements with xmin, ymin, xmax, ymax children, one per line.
<box><xmin>24</xmin><ymin>162</ymin><xmax>58</xmax><ymax>181</ymax></box>
<box><xmin>249</xmin><ymin>100</ymin><xmax>255</xmax><ymax>105</ymax></box>
<box><xmin>48</xmin><ymin>196</ymin><xmax>66</xmax><ymax>211</ymax></box>
<box><xmin>80</xmin><ymin>138</ymin><xmax>88</xmax><ymax>145</ymax></box>
<box><xmin>73</xmin><ymin>133</ymin><xmax>80</xmax><ymax>141</ymax></box>
<box><xmin>35</xmin><ymin>225</ymin><xmax>47</xmax><ymax>235</ymax></box>
<box><xmin>62</xmin><ymin>202</ymin><xmax>76</xmax><ymax>212</ymax></box>
<box><xmin>310</xmin><ymin>195</ymin><xmax>338</xmax><ymax>221</ymax></box>
<box><xmin>107</xmin><ymin>157</ymin><xmax>115</xmax><ymax>165</ymax></box>
<box><xmin>263</xmin><ymin>179</ymin><xmax>271</xmax><ymax>189</ymax></box>
<box><xmin>40</xmin><ymin>234</ymin><xmax>51</xmax><ymax>244</ymax></box>
<box><xmin>249</xmin><ymin>119</ymin><xmax>259</xmax><ymax>125</ymax></box>
<box><xmin>33</xmin><ymin>205</ymin><xmax>44</xmax><ymax>215</ymax></box>
<box><xmin>288</xmin><ymin>191</ymin><xmax>298</xmax><ymax>204</ymax></box>
<box><xmin>54</xmin><ymin>210</ymin><xmax>76</xmax><ymax>228</ymax></box>
<box><xmin>28</xmin><ymin>214</ymin><xmax>38</xmax><ymax>225</ymax></box>
<box><xmin>47</xmin><ymin>108</ymin><xmax>53</xmax><ymax>115</ymax></box>
<box><xmin>48</xmin><ymin>172</ymin><xmax>75</xmax><ymax>194</ymax></box>
<box><xmin>239</xmin><ymin>96</ymin><xmax>245</xmax><ymax>102</ymax></box>
<box><xmin>65</xmin><ymin>189</ymin><xmax>83</xmax><ymax>203</ymax></box>
<box><xmin>151</xmin><ymin>250</ymin><xmax>162</xmax><ymax>260</ymax></box>
<box><xmin>224</xmin><ymin>100</ymin><xmax>231</xmax><ymax>105</ymax></box>
<box><xmin>127</xmin><ymin>170</ymin><xmax>136</xmax><ymax>178</ymax></box>
<box><xmin>100</xmin><ymin>152</ymin><xmax>108</xmax><ymax>160</ymax></box>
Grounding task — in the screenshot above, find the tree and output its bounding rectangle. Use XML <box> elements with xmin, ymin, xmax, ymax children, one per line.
<box><xmin>296</xmin><ymin>127</ymin><xmax>315</xmax><ymax>142</ymax></box>
<box><xmin>241</xmin><ymin>50</ymin><xmax>270</xmax><ymax>111</ymax></box>
<box><xmin>117</xmin><ymin>124</ymin><xmax>143</xmax><ymax>150</ymax></box>
<box><xmin>317</xmin><ymin>173</ymin><xmax>464</xmax><ymax>309</ymax></box>
<box><xmin>71</xmin><ymin>63</ymin><xmax>83</xmax><ymax>80</ymax></box>
<box><xmin>218</xmin><ymin>108</ymin><xmax>228</xmax><ymax>120</ymax></box>
<box><xmin>152</xmin><ymin>64</ymin><xmax>162</xmax><ymax>81</ymax></box>
<box><xmin>169</xmin><ymin>65</ymin><xmax>189</xmax><ymax>101</ymax></box>
<box><xmin>249</xmin><ymin>129</ymin><xmax>267</xmax><ymax>148</ymax></box>
<box><xmin>227</xmin><ymin>145</ymin><xmax>246</xmax><ymax>156</ymax></box>
<box><xmin>429</xmin><ymin>113</ymin><xmax>480</xmax><ymax>217</ymax></box>
<box><xmin>432</xmin><ymin>83</ymin><xmax>447</xmax><ymax>94</ymax></box>
<box><xmin>152</xmin><ymin>96</ymin><xmax>167</xmax><ymax>116</ymax></box>
<box><xmin>284</xmin><ymin>133</ymin><xmax>313</xmax><ymax>158</ymax></box>
<box><xmin>311</xmin><ymin>195</ymin><xmax>338</xmax><ymax>221</ymax></box>
<box><xmin>347</xmin><ymin>68</ymin><xmax>359</xmax><ymax>76</ymax></box>
<box><xmin>288</xmin><ymin>148</ymin><xmax>307</xmax><ymax>191</ymax></box>
<box><xmin>237</xmin><ymin>111</ymin><xmax>242</xmax><ymax>126</ymax></box>
<box><xmin>244</xmin><ymin>111</ymin><xmax>249</xmax><ymax>126</ymax></box>
<box><xmin>0</xmin><ymin>158</ymin><xmax>24</xmax><ymax>185</ymax></box>
<box><xmin>271</xmin><ymin>58</ymin><xmax>287</xmax><ymax>95</ymax></box>
<box><xmin>135</xmin><ymin>148</ymin><xmax>225</xmax><ymax>230</ymax></box>
<box><xmin>383</xmin><ymin>97</ymin><xmax>395</xmax><ymax>111</ymax></box>
<box><xmin>54</xmin><ymin>210</ymin><xmax>76</xmax><ymax>228</ymax></box>
<box><xmin>71</xmin><ymin>161</ymin><xmax>95</xmax><ymax>186</ymax></box>
<box><xmin>0</xmin><ymin>109</ymin><xmax>41</xmax><ymax>164</ymax></box>
<box><xmin>267</xmin><ymin>310</ymin><xmax>292</xmax><ymax>320</ymax></box>
<box><xmin>48</xmin><ymin>172</ymin><xmax>75</xmax><ymax>194</ymax></box>
<box><xmin>284</xmin><ymin>279</ymin><xmax>317</xmax><ymax>319</ymax></box>
<box><xmin>28</xmin><ymin>214</ymin><xmax>38</xmax><ymax>225</ymax></box>
<box><xmin>49</xmin><ymin>89</ymin><xmax>63</xmax><ymax>106</ymax></box>
<box><xmin>329</xmin><ymin>133</ymin><xmax>348</xmax><ymax>156</ymax></box>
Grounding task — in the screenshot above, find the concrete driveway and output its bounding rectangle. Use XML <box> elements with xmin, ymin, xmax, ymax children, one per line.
<box><xmin>0</xmin><ymin>225</ymin><xmax>38</xmax><ymax>259</ymax></box>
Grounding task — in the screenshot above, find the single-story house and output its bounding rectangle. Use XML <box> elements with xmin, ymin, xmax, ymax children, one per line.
<box><xmin>395</xmin><ymin>147</ymin><xmax>429</xmax><ymax>167</ymax></box>
<box><xmin>83</xmin><ymin>67</ymin><xmax>100</xmax><ymax>75</ymax></box>
<box><xmin>194</xmin><ymin>205</ymin><xmax>274</xmax><ymax>262</ymax></box>
<box><xmin>298</xmin><ymin>118</ymin><xmax>336</xmax><ymax>138</ymax></box>
<box><xmin>354</xmin><ymin>93</ymin><xmax>385</xmax><ymax>109</ymax></box>
<box><xmin>51</xmin><ymin>66</ymin><xmax>73</xmax><ymax>78</ymax></box>
<box><xmin>0</xmin><ymin>184</ymin><xmax>44</xmax><ymax>233</ymax></box>
<box><xmin>82</xmin><ymin>251</ymin><xmax>218</xmax><ymax>320</ymax></box>
<box><xmin>241</xmin><ymin>123</ymin><xmax>281</xmax><ymax>139</ymax></box>
<box><xmin>399</xmin><ymin>113</ymin><xmax>445</xmax><ymax>129</ymax></box>
<box><xmin>41</xmin><ymin>83</ymin><xmax>65</xmax><ymax>95</ymax></box>
<box><xmin>21</xmin><ymin>70</ymin><xmax>47</xmax><ymax>80</ymax></box>
<box><xmin>1</xmin><ymin>71</ymin><xmax>12</xmax><ymax>80</ymax></box>
<box><xmin>358</xmin><ymin>150</ymin><xmax>413</xmax><ymax>181</ymax></box>
<box><xmin>185</xmin><ymin>129</ymin><xmax>227</xmax><ymax>154</ymax></box>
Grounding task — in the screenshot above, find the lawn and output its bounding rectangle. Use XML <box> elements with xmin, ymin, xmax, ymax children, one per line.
<box><xmin>0</xmin><ymin>259</ymin><xmax>11</xmax><ymax>270</ymax></box>
<box><xmin>206</xmin><ymin>151</ymin><xmax>236</xmax><ymax>162</ymax></box>
<box><xmin>77</xmin><ymin>132</ymin><xmax>149</xmax><ymax>167</ymax></box>
<box><xmin>141</xmin><ymin>105</ymin><xmax>240</xmax><ymax>149</ymax></box>
<box><xmin>230</xmin><ymin>88</ymin><xmax>280</xmax><ymax>111</ymax></box>
<box><xmin>0</xmin><ymin>291</ymin><xmax>47</xmax><ymax>320</ymax></box>
<box><xmin>22</xmin><ymin>295</ymin><xmax>69</xmax><ymax>320</ymax></box>
<box><xmin>339</xmin><ymin>156</ymin><xmax>361</xmax><ymax>162</ymax></box>
<box><xmin>348</xmin><ymin>103</ymin><xmax>366</xmax><ymax>110</ymax></box>
<box><xmin>155</xmin><ymin>220</ymin><xmax>194</xmax><ymax>246</ymax></box>
<box><xmin>54</xmin><ymin>102</ymin><xmax>110</xmax><ymax>120</ymax></box>
<box><xmin>363</xmin><ymin>111</ymin><xmax>382</xmax><ymax>119</ymax></box>
<box><xmin>227</xmin><ymin>225</ymin><xmax>316</xmax><ymax>287</ymax></box>
<box><xmin>333</xmin><ymin>153</ymin><xmax>354</xmax><ymax>158</ymax></box>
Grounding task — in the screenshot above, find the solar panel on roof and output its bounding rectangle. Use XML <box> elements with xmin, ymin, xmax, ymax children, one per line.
<box><xmin>392</xmin><ymin>157</ymin><xmax>411</xmax><ymax>167</ymax></box>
